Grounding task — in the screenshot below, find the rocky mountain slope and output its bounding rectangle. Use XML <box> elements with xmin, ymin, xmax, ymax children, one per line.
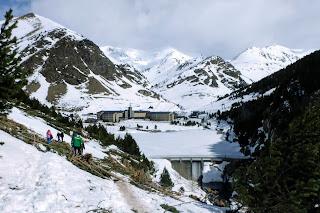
<box><xmin>216</xmin><ymin>49</ymin><xmax>320</xmax><ymax>213</ymax></box>
<box><xmin>102</xmin><ymin>45</ymin><xmax>312</xmax><ymax>111</ymax></box>
<box><xmin>9</xmin><ymin>13</ymin><xmax>179</xmax><ymax>115</ymax></box>
<box><xmin>9</xmin><ymin>13</ymin><xmax>313</xmax><ymax>113</ymax></box>
<box><xmin>102</xmin><ymin>46</ymin><xmax>246</xmax><ymax>110</ymax></box>
<box><xmin>231</xmin><ymin>45</ymin><xmax>312</xmax><ymax>83</ymax></box>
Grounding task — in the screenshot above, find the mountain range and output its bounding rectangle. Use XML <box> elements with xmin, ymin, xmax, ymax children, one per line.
<box><xmin>7</xmin><ymin>13</ymin><xmax>313</xmax><ymax>114</ymax></box>
<box><xmin>102</xmin><ymin>45</ymin><xmax>311</xmax><ymax>110</ymax></box>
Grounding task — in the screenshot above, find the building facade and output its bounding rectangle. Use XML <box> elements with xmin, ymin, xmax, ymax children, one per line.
<box><xmin>97</xmin><ymin>107</ymin><xmax>175</xmax><ymax>122</ymax></box>
<box><xmin>98</xmin><ymin>111</ymin><xmax>123</xmax><ymax>122</ymax></box>
<box><xmin>146</xmin><ymin>112</ymin><xmax>175</xmax><ymax>122</ymax></box>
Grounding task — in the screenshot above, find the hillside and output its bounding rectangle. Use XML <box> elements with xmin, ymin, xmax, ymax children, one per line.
<box><xmin>102</xmin><ymin>45</ymin><xmax>312</xmax><ymax>110</ymax></box>
<box><xmin>102</xmin><ymin>46</ymin><xmax>246</xmax><ymax>110</ymax></box>
<box><xmin>231</xmin><ymin>45</ymin><xmax>312</xmax><ymax>83</ymax></box>
<box><xmin>0</xmin><ymin>102</ymin><xmax>223</xmax><ymax>212</ymax></box>
<box><xmin>8</xmin><ymin>13</ymin><xmax>179</xmax><ymax>115</ymax></box>
<box><xmin>216</xmin><ymin>50</ymin><xmax>320</xmax><ymax>212</ymax></box>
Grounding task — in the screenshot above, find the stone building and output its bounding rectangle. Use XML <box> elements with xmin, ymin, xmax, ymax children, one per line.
<box><xmin>97</xmin><ymin>110</ymin><xmax>123</xmax><ymax>123</ymax></box>
<box><xmin>97</xmin><ymin>107</ymin><xmax>175</xmax><ymax>122</ymax></box>
<box><xmin>146</xmin><ymin>112</ymin><xmax>175</xmax><ymax>122</ymax></box>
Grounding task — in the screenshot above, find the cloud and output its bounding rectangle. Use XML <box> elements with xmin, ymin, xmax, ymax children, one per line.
<box><xmin>10</xmin><ymin>0</ymin><xmax>320</xmax><ymax>58</ymax></box>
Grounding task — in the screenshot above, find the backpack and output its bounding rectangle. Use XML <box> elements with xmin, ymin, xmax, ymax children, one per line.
<box><xmin>73</xmin><ymin>135</ymin><xmax>83</xmax><ymax>148</ymax></box>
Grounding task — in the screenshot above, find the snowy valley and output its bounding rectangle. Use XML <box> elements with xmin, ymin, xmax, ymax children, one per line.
<box><xmin>1</xmin><ymin>8</ymin><xmax>319</xmax><ymax>213</ymax></box>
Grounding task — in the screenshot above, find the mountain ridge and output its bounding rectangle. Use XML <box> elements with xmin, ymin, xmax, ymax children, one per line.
<box><xmin>10</xmin><ymin>13</ymin><xmax>180</xmax><ymax>115</ymax></box>
<box><xmin>6</xmin><ymin>13</ymin><xmax>313</xmax><ymax>113</ymax></box>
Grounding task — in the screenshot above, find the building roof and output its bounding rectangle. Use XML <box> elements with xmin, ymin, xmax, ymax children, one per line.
<box><xmin>99</xmin><ymin>110</ymin><xmax>123</xmax><ymax>113</ymax></box>
<box><xmin>147</xmin><ymin>111</ymin><xmax>173</xmax><ymax>114</ymax></box>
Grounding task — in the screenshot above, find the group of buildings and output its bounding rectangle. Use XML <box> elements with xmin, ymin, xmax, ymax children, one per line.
<box><xmin>97</xmin><ymin>106</ymin><xmax>175</xmax><ymax>122</ymax></box>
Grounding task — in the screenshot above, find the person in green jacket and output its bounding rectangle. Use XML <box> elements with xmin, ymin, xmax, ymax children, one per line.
<box><xmin>71</xmin><ymin>132</ymin><xmax>84</xmax><ymax>155</ymax></box>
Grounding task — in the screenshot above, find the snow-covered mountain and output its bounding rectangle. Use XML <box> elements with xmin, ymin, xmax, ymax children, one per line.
<box><xmin>101</xmin><ymin>46</ymin><xmax>246</xmax><ymax>110</ymax></box>
<box><xmin>10</xmin><ymin>13</ymin><xmax>179</xmax><ymax>115</ymax></box>
<box><xmin>9</xmin><ymin>13</ymin><xmax>314</xmax><ymax>113</ymax></box>
<box><xmin>232</xmin><ymin>45</ymin><xmax>313</xmax><ymax>83</ymax></box>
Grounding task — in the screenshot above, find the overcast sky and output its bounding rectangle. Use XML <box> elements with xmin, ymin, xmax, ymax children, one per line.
<box><xmin>1</xmin><ymin>0</ymin><xmax>320</xmax><ymax>58</ymax></box>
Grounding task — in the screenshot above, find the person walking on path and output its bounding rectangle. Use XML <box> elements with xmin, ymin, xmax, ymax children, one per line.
<box><xmin>60</xmin><ymin>132</ymin><xmax>64</xmax><ymax>142</ymax></box>
<box><xmin>71</xmin><ymin>132</ymin><xmax>84</xmax><ymax>155</ymax></box>
<box><xmin>46</xmin><ymin>130</ymin><xmax>53</xmax><ymax>144</ymax></box>
<box><xmin>57</xmin><ymin>132</ymin><xmax>61</xmax><ymax>142</ymax></box>
<box><xmin>71</xmin><ymin>131</ymin><xmax>77</xmax><ymax>154</ymax></box>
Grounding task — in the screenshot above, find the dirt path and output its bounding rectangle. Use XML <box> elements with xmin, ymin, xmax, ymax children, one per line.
<box><xmin>116</xmin><ymin>181</ymin><xmax>150</xmax><ymax>213</ymax></box>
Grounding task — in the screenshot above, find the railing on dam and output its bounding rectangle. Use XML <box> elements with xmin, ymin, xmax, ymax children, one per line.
<box><xmin>149</xmin><ymin>154</ymin><xmax>245</xmax><ymax>162</ymax></box>
<box><xmin>150</xmin><ymin>154</ymin><xmax>246</xmax><ymax>181</ymax></box>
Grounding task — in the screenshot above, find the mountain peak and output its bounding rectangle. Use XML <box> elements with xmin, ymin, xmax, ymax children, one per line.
<box><xmin>18</xmin><ymin>12</ymin><xmax>36</xmax><ymax>19</ymax></box>
<box><xmin>231</xmin><ymin>44</ymin><xmax>313</xmax><ymax>83</ymax></box>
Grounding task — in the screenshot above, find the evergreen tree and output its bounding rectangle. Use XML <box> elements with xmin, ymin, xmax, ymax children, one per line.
<box><xmin>121</xmin><ymin>133</ymin><xmax>140</xmax><ymax>156</ymax></box>
<box><xmin>160</xmin><ymin>167</ymin><xmax>174</xmax><ymax>188</ymax></box>
<box><xmin>0</xmin><ymin>9</ymin><xmax>24</xmax><ymax>112</ymax></box>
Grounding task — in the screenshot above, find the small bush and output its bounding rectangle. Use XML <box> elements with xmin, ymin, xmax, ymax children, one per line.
<box><xmin>160</xmin><ymin>167</ymin><xmax>174</xmax><ymax>188</ymax></box>
<box><xmin>160</xmin><ymin>204</ymin><xmax>179</xmax><ymax>213</ymax></box>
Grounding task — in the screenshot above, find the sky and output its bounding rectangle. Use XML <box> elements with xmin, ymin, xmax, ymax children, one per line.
<box><xmin>1</xmin><ymin>0</ymin><xmax>319</xmax><ymax>58</ymax></box>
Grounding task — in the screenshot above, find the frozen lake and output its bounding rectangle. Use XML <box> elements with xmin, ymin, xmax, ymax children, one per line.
<box><xmin>106</xmin><ymin>120</ymin><xmax>244</xmax><ymax>158</ymax></box>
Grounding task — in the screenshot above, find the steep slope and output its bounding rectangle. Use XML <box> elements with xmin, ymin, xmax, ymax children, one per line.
<box><xmin>101</xmin><ymin>46</ymin><xmax>246</xmax><ymax>110</ymax></box>
<box><xmin>231</xmin><ymin>45</ymin><xmax>313</xmax><ymax>83</ymax></box>
<box><xmin>0</xmin><ymin>108</ymin><xmax>224</xmax><ymax>213</ymax></box>
<box><xmin>10</xmin><ymin>13</ymin><xmax>179</xmax><ymax>115</ymax></box>
<box><xmin>215</xmin><ymin>50</ymin><xmax>320</xmax><ymax>212</ymax></box>
<box><xmin>151</xmin><ymin>55</ymin><xmax>246</xmax><ymax>110</ymax></box>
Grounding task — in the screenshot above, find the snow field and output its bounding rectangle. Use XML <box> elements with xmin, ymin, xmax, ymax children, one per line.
<box><xmin>0</xmin><ymin>130</ymin><xmax>130</xmax><ymax>213</ymax></box>
<box><xmin>105</xmin><ymin>119</ymin><xmax>243</xmax><ymax>159</ymax></box>
<box><xmin>1</xmin><ymin>108</ymin><xmax>225</xmax><ymax>212</ymax></box>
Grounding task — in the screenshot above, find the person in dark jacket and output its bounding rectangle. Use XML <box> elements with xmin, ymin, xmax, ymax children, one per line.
<box><xmin>60</xmin><ymin>132</ymin><xmax>64</xmax><ymax>142</ymax></box>
<box><xmin>71</xmin><ymin>131</ymin><xmax>77</xmax><ymax>154</ymax></box>
<box><xmin>57</xmin><ymin>132</ymin><xmax>61</xmax><ymax>142</ymax></box>
<box><xmin>197</xmin><ymin>174</ymin><xmax>203</xmax><ymax>189</ymax></box>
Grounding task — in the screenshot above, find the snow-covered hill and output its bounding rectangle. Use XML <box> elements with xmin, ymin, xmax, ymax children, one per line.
<box><xmin>101</xmin><ymin>46</ymin><xmax>246</xmax><ymax>110</ymax></box>
<box><xmin>101</xmin><ymin>44</ymin><xmax>315</xmax><ymax>110</ymax></box>
<box><xmin>231</xmin><ymin>45</ymin><xmax>313</xmax><ymax>83</ymax></box>
<box><xmin>10</xmin><ymin>13</ymin><xmax>179</xmax><ymax>115</ymax></box>
<box><xmin>0</xmin><ymin>107</ymin><xmax>223</xmax><ymax>213</ymax></box>
<box><xmin>9</xmin><ymin>13</ymin><xmax>314</xmax><ymax>113</ymax></box>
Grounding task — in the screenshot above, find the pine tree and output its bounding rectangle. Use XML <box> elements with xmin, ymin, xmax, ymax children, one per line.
<box><xmin>121</xmin><ymin>133</ymin><xmax>141</xmax><ymax>156</ymax></box>
<box><xmin>0</xmin><ymin>9</ymin><xmax>24</xmax><ymax>112</ymax></box>
<box><xmin>160</xmin><ymin>167</ymin><xmax>174</xmax><ymax>188</ymax></box>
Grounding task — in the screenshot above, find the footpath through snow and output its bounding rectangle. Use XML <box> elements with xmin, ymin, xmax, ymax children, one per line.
<box><xmin>0</xmin><ymin>108</ymin><xmax>225</xmax><ymax>212</ymax></box>
<box><xmin>0</xmin><ymin>130</ymin><xmax>130</xmax><ymax>212</ymax></box>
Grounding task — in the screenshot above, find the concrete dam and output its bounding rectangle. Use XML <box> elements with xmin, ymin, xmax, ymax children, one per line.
<box><xmin>151</xmin><ymin>155</ymin><xmax>235</xmax><ymax>181</ymax></box>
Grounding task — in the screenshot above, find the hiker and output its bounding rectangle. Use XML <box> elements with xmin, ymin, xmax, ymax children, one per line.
<box><xmin>71</xmin><ymin>132</ymin><xmax>84</xmax><ymax>155</ymax></box>
<box><xmin>80</xmin><ymin>137</ymin><xmax>85</xmax><ymax>155</ymax></box>
<box><xmin>60</xmin><ymin>132</ymin><xmax>64</xmax><ymax>142</ymax></box>
<box><xmin>71</xmin><ymin>131</ymin><xmax>77</xmax><ymax>154</ymax></box>
<box><xmin>225</xmin><ymin>130</ymin><xmax>230</xmax><ymax>141</ymax></box>
<box><xmin>57</xmin><ymin>132</ymin><xmax>61</xmax><ymax>142</ymax></box>
<box><xmin>197</xmin><ymin>174</ymin><xmax>203</xmax><ymax>189</ymax></box>
<box><xmin>46</xmin><ymin>130</ymin><xmax>53</xmax><ymax>144</ymax></box>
